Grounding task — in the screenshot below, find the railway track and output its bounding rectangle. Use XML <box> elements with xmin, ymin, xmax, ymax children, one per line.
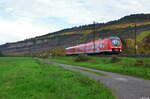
<box><xmin>95</xmin><ymin>54</ymin><xmax>150</xmax><ymax>57</ymax></box>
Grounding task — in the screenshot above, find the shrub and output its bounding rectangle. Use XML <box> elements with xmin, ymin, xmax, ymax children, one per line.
<box><xmin>134</xmin><ymin>60</ymin><xmax>150</xmax><ymax>67</ymax></box>
<box><xmin>33</xmin><ymin>48</ymin><xmax>65</xmax><ymax>58</ymax></box>
<box><xmin>39</xmin><ymin>53</ymin><xmax>49</xmax><ymax>59</ymax></box>
<box><xmin>50</xmin><ymin>48</ymin><xmax>66</xmax><ymax>57</ymax></box>
<box><xmin>74</xmin><ymin>54</ymin><xmax>91</xmax><ymax>62</ymax></box>
<box><xmin>0</xmin><ymin>51</ymin><xmax>4</xmax><ymax>57</ymax></box>
<box><xmin>4</xmin><ymin>53</ymin><xmax>24</xmax><ymax>57</ymax></box>
<box><xmin>110</xmin><ymin>56</ymin><xmax>121</xmax><ymax>63</ymax></box>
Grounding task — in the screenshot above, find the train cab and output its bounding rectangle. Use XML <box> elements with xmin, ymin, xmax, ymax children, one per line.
<box><xmin>109</xmin><ymin>37</ymin><xmax>122</xmax><ymax>53</ymax></box>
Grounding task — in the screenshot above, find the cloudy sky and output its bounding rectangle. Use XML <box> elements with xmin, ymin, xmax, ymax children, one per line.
<box><xmin>0</xmin><ymin>0</ymin><xmax>149</xmax><ymax>44</ymax></box>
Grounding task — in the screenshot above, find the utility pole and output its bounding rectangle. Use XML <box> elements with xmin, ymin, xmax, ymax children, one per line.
<box><xmin>134</xmin><ymin>23</ymin><xmax>137</xmax><ymax>55</ymax></box>
<box><xmin>55</xmin><ymin>34</ymin><xmax>58</xmax><ymax>47</ymax></box>
<box><xmin>93</xmin><ymin>21</ymin><xmax>96</xmax><ymax>53</ymax></box>
<box><xmin>54</xmin><ymin>33</ymin><xmax>59</xmax><ymax>48</ymax></box>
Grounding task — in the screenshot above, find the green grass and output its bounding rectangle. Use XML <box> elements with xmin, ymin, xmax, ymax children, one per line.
<box><xmin>0</xmin><ymin>57</ymin><xmax>114</xmax><ymax>99</ymax></box>
<box><xmin>137</xmin><ymin>30</ymin><xmax>150</xmax><ymax>41</ymax></box>
<box><xmin>48</xmin><ymin>56</ymin><xmax>150</xmax><ymax>80</ymax></box>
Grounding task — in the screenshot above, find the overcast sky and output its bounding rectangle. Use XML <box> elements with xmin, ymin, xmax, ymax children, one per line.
<box><xmin>0</xmin><ymin>0</ymin><xmax>150</xmax><ymax>44</ymax></box>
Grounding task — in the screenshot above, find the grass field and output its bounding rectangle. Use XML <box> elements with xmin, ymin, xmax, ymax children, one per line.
<box><xmin>48</xmin><ymin>56</ymin><xmax>150</xmax><ymax>80</ymax></box>
<box><xmin>0</xmin><ymin>57</ymin><xmax>114</xmax><ymax>99</ymax></box>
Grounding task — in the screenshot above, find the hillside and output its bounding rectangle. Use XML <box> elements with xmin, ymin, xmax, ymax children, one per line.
<box><xmin>0</xmin><ymin>14</ymin><xmax>150</xmax><ymax>55</ymax></box>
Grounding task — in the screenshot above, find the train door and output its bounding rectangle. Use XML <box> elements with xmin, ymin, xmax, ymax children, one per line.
<box><xmin>95</xmin><ymin>41</ymin><xmax>99</xmax><ymax>52</ymax></box>
<box><xmin>105</xmin><ymin>40</ymin><xmax>109</xmax><ymax>50</ymax></box>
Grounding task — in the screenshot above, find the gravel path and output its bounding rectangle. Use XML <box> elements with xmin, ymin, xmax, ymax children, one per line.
<box><xmin>47</xmin><ymin>62</ymin><xmax>150</xmax><ymax>99</ymax></box>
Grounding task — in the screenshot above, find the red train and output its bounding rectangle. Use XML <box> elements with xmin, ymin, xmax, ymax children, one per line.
<box><xmin>66</xmin><ymin>37</ymin><xmax>123</xmax><ymax>55</ymax></box>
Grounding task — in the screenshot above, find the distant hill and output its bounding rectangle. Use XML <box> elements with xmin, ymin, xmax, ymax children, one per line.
<box><xmin>0</xmin><ymin>14</ymin><xmax>150</xmax><ymax>55</ymax></box>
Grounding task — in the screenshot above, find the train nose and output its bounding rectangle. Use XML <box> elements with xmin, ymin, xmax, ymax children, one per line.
<box><xmin>112</xmin><ymin>47</ymin><xmax>121</xmax><ymax>48</ymax></box>
<box><xmin>112</xmin><ymin>48</ymin><xmax>121</xmax><ymax>52</ymax></box>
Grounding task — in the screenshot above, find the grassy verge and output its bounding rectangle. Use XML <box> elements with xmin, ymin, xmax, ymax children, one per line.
<box><xmin>0</xmin><ymin>57</ymin><xmax>114</xmax><ymax>99</ymax></box>
<box><xmin>48</xmin><ymin>56</ymin><xmax>150</xmax><ymax>80</ymax></box>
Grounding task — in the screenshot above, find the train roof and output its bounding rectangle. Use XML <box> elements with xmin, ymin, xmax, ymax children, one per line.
<box><xmin>66</xmin><ymin>40</ymin><xmax>101</xmax><ymax>50</ymax></box>
<box><xmin>108</xmin><ymin>36</ymin><xmax>120</xmax><ymax>39</ymax></box>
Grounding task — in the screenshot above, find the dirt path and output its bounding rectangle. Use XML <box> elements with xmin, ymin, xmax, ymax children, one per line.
<box><xmin>47</xmin><ymin>62</ymin><xmax>150</xmax><ymax>99</ymax></box>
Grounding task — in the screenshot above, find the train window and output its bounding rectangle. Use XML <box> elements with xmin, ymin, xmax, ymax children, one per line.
<box><xmin>111</xmin><ymin>39</ymin><xmax>120</xmax><ymax>46</ymax></box>
<box><xmin>100</xmin><ymin>43</ymin><xmax>104</xmax><ymax>48</ymax></box>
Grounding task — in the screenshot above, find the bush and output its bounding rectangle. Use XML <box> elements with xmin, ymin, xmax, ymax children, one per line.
<box><xmin>3</xmin><ymin>53</ymin><xmax>25</xmax><ymax>57</ymax></box>
<box><xmin>110</xmin><ymin>56</ymin><xmax>121</xmax><ymax>63</ymax></box>
<box><xmin>134</xmin><ymin>60</ymin><xmax>144</xmax><ymax>66</ymax></box>
<box><xmin>134</xmin><ymin>60</ymin><xmax>150</xmax><ymax>67</ymax></box>
<box><xmin>0</xmin><ymin>51</ymin><xmax>4</xmax><ymax>57</ymax></box>
<box><xmin>39</xmin><ymin>53</ymin><xmax>49</xmax><ymax>59</ymax></box>
<box><xmin>32</xmin><ymin>48</ymin><xmax>65</xmax><ymax>58</ymax></box>
<box><xmin>50</xmin><ymin>48</ymin><xmax>66</xmax><ymax>57</ymax></box>
<box><xmin>74</xmin><ymin>54</ymin><xmax>91</xmax><ymax>62</ymax></box>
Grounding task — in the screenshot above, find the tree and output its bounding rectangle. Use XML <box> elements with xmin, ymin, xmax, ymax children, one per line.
<box><xmin>123</xmin><ymin>38</ymin><xmax>150</xmax><ymax>54</ymax></box>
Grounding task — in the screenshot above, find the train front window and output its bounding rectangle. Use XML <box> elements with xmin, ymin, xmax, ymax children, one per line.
<box><xmin>111</xmin><ymin>39</ymin><xmax>120</xmax><ymax>46</ymax></box>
